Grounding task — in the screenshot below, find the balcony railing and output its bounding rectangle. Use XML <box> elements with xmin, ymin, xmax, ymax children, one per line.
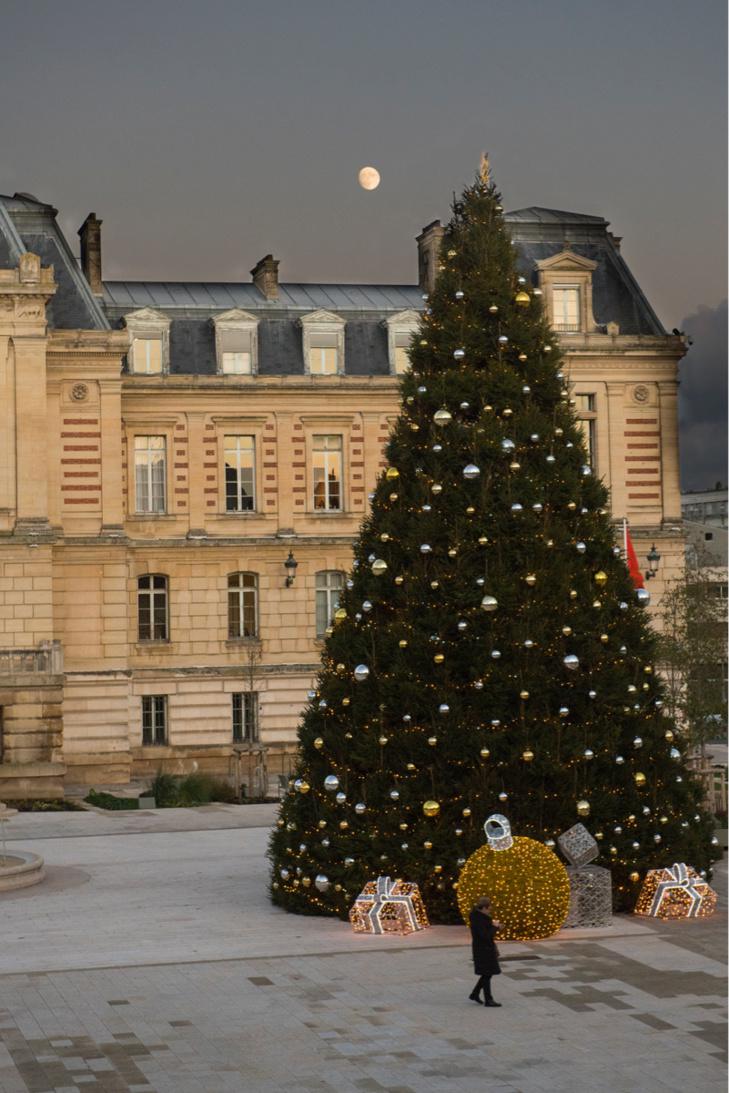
<box><xmin>0</xmin><ymin>641</ymin><xmax>63</xmax><ymax>676</ymax></box>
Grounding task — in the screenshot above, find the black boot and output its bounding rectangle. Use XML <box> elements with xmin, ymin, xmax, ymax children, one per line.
<box><xmin>468</xmin><ymin>989</ymin><xmax>483</xmax><ymax>1004</ymax></box>
<box><xmin>484</xmin><ymin>999</ymin><xmax>502</xmax><ymax>1007</ymax></box>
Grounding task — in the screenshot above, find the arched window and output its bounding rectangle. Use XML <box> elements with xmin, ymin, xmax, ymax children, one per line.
<box><xmin>228</xmin><ymin>572</ymin><xmax>258</xmax><ymax>638</ymax></box>
<box><xmin>315</xmin><ymin>570</ymin><xmax>344</xmax><ymax>637</ymax></box>
<box><xmin>138</xmin><ymin>574</ymin><xmax>168</xmax><ymax>641</ymax></box>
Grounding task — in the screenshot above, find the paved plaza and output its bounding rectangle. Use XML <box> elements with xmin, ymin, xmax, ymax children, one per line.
<box><xmin>0</xmin><ymin>806</ymin><xmax>726</xmax><ymax>1093</ymax></box>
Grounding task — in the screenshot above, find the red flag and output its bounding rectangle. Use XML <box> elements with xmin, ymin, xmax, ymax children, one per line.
<box><xmin>624</xmin><ymin>520</ymin><xmax>645</xmax><ymax>589</ymax></box>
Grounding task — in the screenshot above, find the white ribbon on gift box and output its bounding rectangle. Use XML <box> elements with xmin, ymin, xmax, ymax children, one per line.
<box><xmin>362</xmin><ymin>875</ymin><xmax>421</xmax><ymax>934</ymax></box>
<box><xmin>648</xmin><ymin>862</ymin><xmax>707</xmax><ymax>917</ymax></box>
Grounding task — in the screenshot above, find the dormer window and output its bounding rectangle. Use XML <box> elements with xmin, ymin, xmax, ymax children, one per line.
<box><xmin>552</xmin><ymin>286</ymin><xmax>581</xmax><ymax>332</ymax></box>
<box><xmin>535</xmin><ymin>251</ymin><xmax>598</xmax><ymax>336</ymax></box>
<box><xmin>301</xmin><ymin>310</ymin><xmax>345</xmax><ymax>376</ymax></box>
<box><xmin>385</xmin><ymin>310</ymin><xmax>420</xmax><ymax>375</ymax></box>
<box><xmin>124</xmin><ymin>308</ymin><xmax>171</xmax><ymax>374</ymax></box>
<box><xmin>213</xmin><ymin>309</ymin><xmax>258</xmax><ymax>376</ymax></box>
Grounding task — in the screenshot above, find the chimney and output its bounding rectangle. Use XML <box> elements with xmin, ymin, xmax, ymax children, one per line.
<box><xmin>416</xmin><ymin>219</ymin><xmax>445</xmax><ymax>295</ymax></box>
<box><xmin>78</xmin><ymin>213</ymin><xmax>103</xmax><ymax>295</ymax></box>
<box><xmin>251</xmin><ymin>254</ymin><xmax>280</xmax><ymax>300</ymax></box>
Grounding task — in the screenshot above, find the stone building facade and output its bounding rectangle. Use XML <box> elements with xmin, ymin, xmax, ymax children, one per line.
<box><xmin>0</xmin><ymin>194</ymin><xmax>688</xmax><ymax>798</ymax></box>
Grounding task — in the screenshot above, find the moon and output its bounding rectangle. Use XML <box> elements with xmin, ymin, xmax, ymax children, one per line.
<box><xmin>358</xmin><ymin>166</ymin><xmax>381</xmax><ymax>191</ymax></box>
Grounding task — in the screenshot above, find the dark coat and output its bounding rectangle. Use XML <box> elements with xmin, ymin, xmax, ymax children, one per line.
<box><xmin>469</xmin><ymin>910</ymin><xmax>501</xmax><ymax>976</ymax></box>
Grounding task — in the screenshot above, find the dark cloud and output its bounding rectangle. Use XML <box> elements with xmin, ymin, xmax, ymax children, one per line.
<box><xmin>679</xmin><ymin>299</ymin><xmax>727</xmax><ymax>491</ymax></box>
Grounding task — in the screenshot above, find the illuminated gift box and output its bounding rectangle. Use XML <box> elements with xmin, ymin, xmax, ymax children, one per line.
<box><xmin>349</xmin><ymin>875</ymin><xmax>429</xmax><ymax>935</ymax></box>
<box><xmin>634</xmin><ymin>862</ymin><xmax>717</xmax><ymax>919</ymax></box>
<box><xmin>564</xmin><ymin>865</ymin><xmax>612</xmax><ymax>928</ymax></box>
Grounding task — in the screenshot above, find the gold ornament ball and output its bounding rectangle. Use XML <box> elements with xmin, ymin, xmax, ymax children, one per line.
<box><xmin>378</xmin><ymin>735</ymin><xmax>389</xmax><ymax>746</ymax></box>
<box><xmin>342</xmin><ymin>697</ymin><xmax>350</xmax><ymax>706</ymax></box>
<box><xmin>423</xmin><ymin>840</ymin><xmax>433</xmax><ymax>850</ymax></box>
<box><xmin>634</xmin><ymin>772</ymin><xmax>647</xmax><ymax>787</ymax></box>
<box><xmin>339</xmin><ymin>820</ymin><xmax>349</xmax><ymax>830</ymax></box>
<box><xmin>389</xmin><ymin>492</ymin><xmax>398</xmax><ymax>502</ymax></box>
<box><xmin>518</xmin><ymin>352</ymin><xmax>528</xmax><ymax>362</ymax></box>
<box><xmin>594</xmin><ymin>571</ymin><xmax>608</xmax><ymax>587</ymax></box>
<box><xmin>371</xmin><ymin>559</ymin><xmax>388</xmax><ymax>576</ymax></box>
<box><xmin>298</xmin><ymin>780</ymin><xmax>310</xmax><ymax>794</ymax></box>
<box><xmin>457</xmin><ymin>835</ymin><xmax>570</xmax><ymax>940</ymax></box>
<box><xmin>313</xmin><ymin>737</ymin><xmax>324</xmax><ymax>749</ymax></box>
<box><xmin>522</xmin><ymin>749</ymin><xmax>535</xmax><ymax>762</ymax></box>
<box><xmin>427</xmin><ymin>736</ymin><xmax>438</xmax><ymax>746</ymax></box>
<box><xmin>514</xmin><ymin>290</ymin><xmax>531</xmax><ymax>307</ymax></box>
<box><xmin>562</xmin><ymin>625</ymin><xmax>572</xmax><ymax>636</ymax></box>
<box><xmin>576</xmin><ymin>799</ymin><xmax>591</xmax><ymax>817</ymax></box>
<box><xmin>520</xmin><ymin>690</ymin><xmax>530</xmax><ymax>700</ymax></box>
<box><xmin>423</xmin><ymin>800</ymin><xmax>441</xmax><ymax>818</ymax></box>
<box><xmin>334</xmin><ymin>607</ymin><xmax>347</xmax><ymax>623</ymax></box>
<box><xmin>385</xmin><ymin>467</ymin><xmax>399</xmax><ymax>480</ymax></box>
<box><xmin>629</xmin><ymin>871</ymin><xmax>641</xmax><ymax>883</ymax></box>
<box><xmin>394</xmin><ymin>575</ymin><xmax>404</xmax><ymax>585</ymax></box>
<box><xmin>600</xmin><ymin>633</ymin><xmax>609</xmax><ymax>643</ymax></box>
<box><xmin>665</xmin><ymin>730</ymin><xmax>674</xmax><ymax>742</ymax></box>
<box><xmin>462</xmin><ymin>808</ymin><xmax>472</xmax><ymax>818</ymax></box>
<box><xmin>433</xmin><ymin>653</ymin><xmax>445</xmax><ymax>664</ymax></box>
<box><xmin>480</xmin><ymin>747</ymin><xmax>490</xmax><ymax>758</ymax></box>
<box><xmin>525</xmin><ymin>574</ymin><xmax>537</xmax><ymax>586</ymax></box>
<box><xmin>433</xmin><ymin>408</ymin><xmax>453</xmax><ymax>427</ymax></box>
<box><xmin>398</xmin><ymin>639</ymin><xmax>408</xmax><ymax>648</ymax></box>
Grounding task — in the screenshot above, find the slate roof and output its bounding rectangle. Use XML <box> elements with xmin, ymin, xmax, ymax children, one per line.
<box><xmin>0</xmin><ymin>192</ymin><xmax>108</xmax><ymax>330</ymax></box>
<box><xmin>0</xmin><ymin>193</ymin><xmax>667</xmax><ymax>376</ymax></box>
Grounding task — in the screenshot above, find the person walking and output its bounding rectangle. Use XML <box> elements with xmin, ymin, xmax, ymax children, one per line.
<box><xmin>468</xmin><ymin>896</ymin><xmax>502</xmax><ymax>1007</ymax></box>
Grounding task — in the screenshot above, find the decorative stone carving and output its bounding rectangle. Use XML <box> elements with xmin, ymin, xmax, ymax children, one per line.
<box><xmin>71</xmin><ymin>383</ymin><xmax>89</xmax><ymax>402</ymax></box>
<box><xmin>632</xmin><ymin>383</ymin><xmax>651</xmax><ymax>404</ymax></box>
<box><xmin>18</xmin><ymin>252</ymin><xmax>41</xmax><ymax>284</ymax></box>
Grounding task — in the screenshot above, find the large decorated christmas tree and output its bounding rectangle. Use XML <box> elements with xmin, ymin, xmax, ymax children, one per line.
<box><xmin>269</xmin><ymin>163</ymin><xmax>718</xmax><ymax>923</ymax></box>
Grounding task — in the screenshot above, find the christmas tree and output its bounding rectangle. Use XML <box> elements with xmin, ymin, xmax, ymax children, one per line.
<box><xmin>269</xmin><ymin>163</ymin><xmax>719</xmax><ymax>923</ymax></box>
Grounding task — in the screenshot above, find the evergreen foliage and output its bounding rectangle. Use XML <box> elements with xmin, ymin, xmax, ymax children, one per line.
<box><xmin>269</xmin><ymin>172</ymin><xmax>718</xmax><ymax>923</ymax></box>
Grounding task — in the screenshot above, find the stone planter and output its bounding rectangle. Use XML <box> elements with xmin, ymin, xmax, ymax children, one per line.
<box><xmin>0</xmin><ymin>850</ymin><xmax>45</xmax><ymax>892</ymax></box>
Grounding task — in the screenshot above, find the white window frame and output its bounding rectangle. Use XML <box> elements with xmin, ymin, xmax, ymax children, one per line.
<box><xmin>228</xmin><ymin>572</ymin><xmax>259</xmax><ymax>638</ymax></box>
<box><xmin>312</xmin><ymin>434</ymin><xmax>343</xmax><ymax>511</ymax></box>
<box><xmin>552</xmin><ymin>285</ymin><xmax>581</xmax><ymax>332</ymax></box>
<box><xmin>137</xmin><ymin>574</ymin><xmax>169</xmax><ymax>641</ymax></box>
<box><xmin>575</xmin><ymin>393</ymin><xmax>597</xmax><ymax>469</ymax></box>
<box><xmin>301</xmin><ymin>310</ymin><xmax>345</xmax><ymax>376</ymax></box>
<box><xmin>385</xmin><ymin>310</ymin><xmax>420</xmax><ymax>376</ymax></box>
<box><xmin>142</xmin><ymin>695</ymin><xmax>167</xmax><ymax>746</ymax></box>
<box><xmin>134</xmin><ymin>435</ymin><xmax>167</xmax><ymax>514</ymax></box>
<box><xmin>315</xmin><ymin>570</ymin><xmax>344</xmax><ymax>637</ymax></box>
<box><xmin>213</xmin><ymin>309</ymin><xmax>259</xmax><ymax>376</ymax></box>
<box><xmin>124</xmin><ymin>308</ymin><xmax>171</xmax><ymax>374</ymax></box>
<box><xmin>224</xmin><ymin>435</ymin><xmax>256</xmax><ymax>512</ymax></box>
<box><xmin>232</xmin><ymin>691</ymin><xmax>259</xmax><ymax>743</ymax></box>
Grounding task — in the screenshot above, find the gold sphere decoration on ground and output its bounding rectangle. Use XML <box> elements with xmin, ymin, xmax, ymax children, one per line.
<box><xmin>457</xmin><ymin>814</ymin><xmax>570</xmax><ymax>940</ymax></box>
<box><xmin>423</xmin><ymin>800</ymin><xmax>440</xmax><ymax>817</ymax></box>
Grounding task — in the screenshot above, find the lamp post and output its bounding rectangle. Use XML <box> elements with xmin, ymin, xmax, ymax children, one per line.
<box><xmin>645</xmin><ymin>543</ymin><xmax>661</xmax><ymax>581</ymax></box>
<box><xmin>284</xmin><ymin>550</ymin><xmax>298</xmax><ymax>587</ymax></box>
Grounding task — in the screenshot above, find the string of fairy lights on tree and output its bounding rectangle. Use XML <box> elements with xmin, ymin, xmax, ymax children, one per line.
<box><xmin>268</xmin><ymin>165</ymin><xmax>719</xmax><ymax>924</ymax></box>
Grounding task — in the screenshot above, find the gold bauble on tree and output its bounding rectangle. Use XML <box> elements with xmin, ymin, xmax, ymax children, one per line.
<box><xmin>634</xmin><ymin>771</ymin><xmax>647</xmax><ymax>787</ymax></box>
<box><xmin>385</xmin><ymin>467</ymin><xmax>399</xmax><ymax>480</ymax></box>
<box><xmin>423</xmin><ymin>800</ymin><xmax>441</xmax><ymax>818</ymax></box>
<box><xmin>594</xmin><ymin>570</ymin><xmax>608</xmax><ymax>587</ymax></box>
<box><xmin>457</xmin><ymin>815</ymin><xmax>569</xmax><ymax>941</ymax></box>
<box><xmin>514</xmin><ymin>290</ymin><xmax>531</xmax><ymax>307</ymax></box>
<box><xmin>576</xmin><ymin>799</ymin><xmax>591</xmax><ymax>817</ymax></box>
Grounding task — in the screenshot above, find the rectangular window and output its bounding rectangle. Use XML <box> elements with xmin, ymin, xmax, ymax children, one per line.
<box><xmin>394</xmin><ymin>334</ymin><xmax>411</xmax><ymax>375</ymax></box>
<box><xmin>232</xmin><ymin>692</ymin><xmax>259</xmax><ymax>743</ymax></box>
<box><xmin>553</xmin><ymin>286</ymin><xmax>581</xmax><ymax>332</ymax></box>
<box><xmin>132</xmin><ymin>338</ymin><xmax>162</xmax><ymax>374</ymax></box>
<box><xmin>315</xmin><ymin>571</ymin><xmax>344</xmax><ymax>637</ymax></box>
<box><xmin>312</xmin><ymin>435</ymin><xmax>342</xmax><ymax>510</ymax></box>
<box><xmin>142</xmin><ymin>695</ymin><xmax>167</xmax><ymax>745</ymax></box>
<box><xmin>138</xmin><ymin>575</ymin><xmax>168</xmax><ymax>641</ymax></box>
<box><xmin>575</xmin><ymin>393</ymin><xmax>597</xmax><ymax>469</ymax></box>
<box><xmin>134</xmin><ymin>436</ymin><xmax>166</xmax><ymax>514</ymax></box>
<box><xmin>228</xmin><ymin>573</ymin><xmax>258</xmax><ymax>638</ymax></box>
<box><xmin>221</xmin><ymin>351</ymin><xmax>252</xmax><ymax>375</ymax></box>
<box><xmin>310</xmin><ymin>345</ymin><xmax>338</xmax><ymax>375</ymax></box>
<box><xmin>224</xmin><ymin>435</ymin><xmax>256</xmax><ymax>512</ymax></box>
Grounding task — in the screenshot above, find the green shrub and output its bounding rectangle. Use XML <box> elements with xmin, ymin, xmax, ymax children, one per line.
<box><xmin>4</xmin><ymin>798</ymin><xmax>85</xmax><ymax>812</ymax></box>
<box><xmin>85</xmin><ymin>789</ymin><xmax>139</xmax><ymax>811</ymax></box>
<box><xmin>148</xmin><ymin>771</ymin><xmax>179</xmax><ymax>807</ymax></box>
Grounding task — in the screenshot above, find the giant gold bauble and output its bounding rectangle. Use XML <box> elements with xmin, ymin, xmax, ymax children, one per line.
<box><xmin>423</xmin><ymin>800</ymin><xmax>441</xmax><ymax>818</ymax></box>
<box><xmin>457</xmin><ymin>815</ymin><xmax>569</xmax><ymax>940</ymax></box>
